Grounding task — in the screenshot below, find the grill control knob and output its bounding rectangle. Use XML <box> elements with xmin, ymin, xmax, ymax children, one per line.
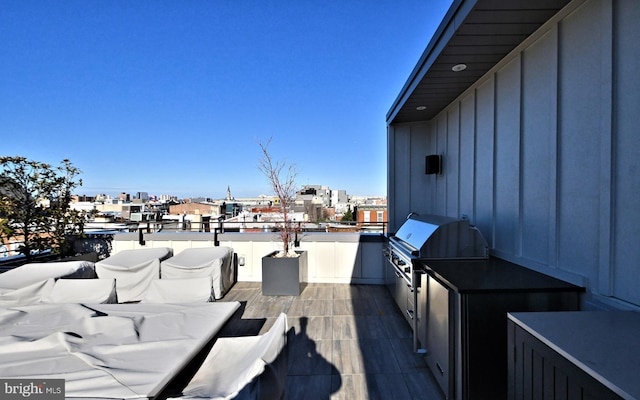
<box><xmin>404</xmin><ymin>267</ymin><xmax>411</xmax><ymax>274</ymax></box>
<box><xmin>397</xmin><ymin>259</ymin><xmax>406</xmax><ymax>266</ymax></box>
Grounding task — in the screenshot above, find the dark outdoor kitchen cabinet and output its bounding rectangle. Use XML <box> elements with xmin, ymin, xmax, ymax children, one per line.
<box><xmin>419</xmin><ymin>272</ymin><xmax>454</xmax><ymax>398</ymax></box>
<box><xmin>508</xmin><ymin>311</ymin><xmax>638</xmax><ymax>400</ymax></box>
<box><xmin>420</xmin><ymin>258</ymin><xmax>583</xmax><ymax>400</ymax></box>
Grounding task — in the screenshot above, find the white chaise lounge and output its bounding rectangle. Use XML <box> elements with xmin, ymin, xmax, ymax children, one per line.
<box><xmin>170</xmin><ymin>312</ymin><xmax>288</xmax><ymax>400</ymax></box>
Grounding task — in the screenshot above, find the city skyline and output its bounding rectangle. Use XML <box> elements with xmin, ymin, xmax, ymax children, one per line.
<box><xmin>74</xmin><ymin>184</ymin><xmax>385</xmax><ymax>202</ymax></box>
<box><xmin>1</xmin><ymin>1</ymin><xmax>452</xmax><ymax>199</ymax></box>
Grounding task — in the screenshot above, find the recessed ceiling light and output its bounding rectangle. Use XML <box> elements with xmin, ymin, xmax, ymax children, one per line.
<box><xmin>416</xmin><ymin>106</ymin><xmax>427</xmax><ymax>111</ymax></box>
<box><xmin>452</xmin><ymin>63</ymin><xmax>467</xmax><ymax>72</ymax></box>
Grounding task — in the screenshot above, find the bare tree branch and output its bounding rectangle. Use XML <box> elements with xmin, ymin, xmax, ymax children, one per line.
<box><xmin>257</xmin><ymin>138</ymin><xmax>299</xmax><ymax>256</ymax></box>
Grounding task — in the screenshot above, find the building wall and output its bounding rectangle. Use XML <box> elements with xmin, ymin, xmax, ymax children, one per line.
<box><xmin>331</xmin><ymin>189</ymin><xmax>348</xmax><ymax>206</ymax></box>
<box><xmin>388</xmin><ymin>0</ymin><xmax>640</xmax><ymax>310</ymax></box>
<box><xmin>168</xmin><ymin>203</ymin><xmax>219</xmax><ymax>216</ymax></box>
<box><xmin>356</xmin><ymin>207</ymin><xmax>387</xmax><ymax>224</ymax></box>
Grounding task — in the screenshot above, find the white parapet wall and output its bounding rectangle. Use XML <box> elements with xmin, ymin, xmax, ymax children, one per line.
<box><xmin>111</xmin><ymin>232</ymin><xmax>386</xmax><ymax>285</ymax></box>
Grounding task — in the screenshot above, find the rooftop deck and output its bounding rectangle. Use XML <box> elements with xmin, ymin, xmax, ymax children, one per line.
<box><xmin>217</xmin><ymin>282</ymin><xmax>444</xmax><ymax>400</ymax></box>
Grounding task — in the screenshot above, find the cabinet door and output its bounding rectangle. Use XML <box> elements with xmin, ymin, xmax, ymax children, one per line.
<box><xmin>508</xmin><ymin>320</ymin><xmax>624</xmax><ymax>400</ymax></box>
<box><xmin>417</xmin><ymin>273</ymin><xmax>428</xmax><ymax>350</ymax></box>
<box><xmin>385</xmin><ymin>262</ymin><xmax>396</xmax><ymax>295</ymax></box>
<box><xmin>427</xmin><ymin>275</ymin><xmax>453</xmax><ymax>399</ymax></box>
<box><xmin>394</xmin><ymin>271</ymin><xmax>410</xmax><ymax>322</ymax></box>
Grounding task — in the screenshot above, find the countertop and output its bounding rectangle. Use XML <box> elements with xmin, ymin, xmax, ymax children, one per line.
<box><xmin>509</xmin><ymin>311</ymin><xmax>640</xmax><ymax>400</ymax></box>
<box><xmin>422</xmin><ymin>257</ymin><xmax>584</xmax><ymax>294</ymax></box>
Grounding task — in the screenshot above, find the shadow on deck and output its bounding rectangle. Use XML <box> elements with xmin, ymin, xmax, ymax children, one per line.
<box><xmin>216</xmin><ymin>282</ymin><xmax>444</xmax><ymax>400</ymax></box>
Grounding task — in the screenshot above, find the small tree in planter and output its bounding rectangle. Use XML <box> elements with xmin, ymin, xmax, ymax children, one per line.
<box><xmin>258</xmin><ymin>138</ymin><xmax>300</xmax><ymax>257</ymax></box>
<box><xmin>257</xmin><ymin>138</ymin><xmax>307</xmax><ymax>295</ymax></box>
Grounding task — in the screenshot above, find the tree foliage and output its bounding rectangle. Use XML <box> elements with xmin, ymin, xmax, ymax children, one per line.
<box><xmin>341</xmin><ymin>205</ymin><xmax>354</xmax><ymax>222</ymax></box>
<box><xmin>257</xmin><ymin>138</ymin><xmax>299</xmax><ymax>257</ymax></box>
<box><xmin>0</xmin><ymin>156</ymin><xmax>83</xmax><ymax>260</ymax></box>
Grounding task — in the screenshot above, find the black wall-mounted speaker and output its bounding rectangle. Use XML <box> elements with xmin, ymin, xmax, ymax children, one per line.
<box><xmin>425</xmin><ymin>155</ymin><xmax>442</xmax><ymax>175</ymax></box>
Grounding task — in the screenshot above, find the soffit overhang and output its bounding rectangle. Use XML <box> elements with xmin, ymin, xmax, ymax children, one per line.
<box><xmin>386</xmin><ymin>0</ymin><xmax>571</xmax><ymax>125</ymax></box>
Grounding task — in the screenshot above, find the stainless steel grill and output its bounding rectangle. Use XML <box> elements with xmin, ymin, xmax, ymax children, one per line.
<box><xmin>385</xmin><ymin>213</ymin><xmax>488</xmax><ymax>283</ymax></box>
<box><xmin>383</xmin><ymin>212</ymin><xmax>488</xmax><ymax>351</ymax></box>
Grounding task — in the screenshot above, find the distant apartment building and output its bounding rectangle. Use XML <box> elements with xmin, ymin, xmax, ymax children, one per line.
<box><xmin>169</xmin><ymin>202</ymin><xmax>220</xmax><ymax>216</ymax></box>
<box><xmin>330</xmin><ymin>189</ymin><xmax>347</xmax><ymax>206</ymax></box>
<box><xmin>135</xmin><ymin>192</ymin><xmax>149</xmax><ymax>201</ymax></box>
<box><xmin>121</xmin><ymin>204</ymin><xmax>143</xmax><ymax>220</ymax></box>
<box><xmin>94</xmin><ymin>193</ymin><xmax>111</xmax><ymax>202</ymax></box>
<box><xmin>159</xmin><ymin>194</ymin><xmax>178</xmax><ymax>203</ymax></box>
<box><xmin>355</xmin><ymin>204</ymin><xmax>387</xmax><ymax>229</ymax></box>
<box><xmin>70</xmin><ymin>201</ymin><xmax>96</xmax><ymax>213</ymax></box>
<box><xmin>297</xmin><ymin>185</ymin><xmax>331</xmax><ymax>207</ymax></box>
<box><xmin>72</xmin><ymin>194</ymin><xmax>95</xmax><ymax>202</ymax></box>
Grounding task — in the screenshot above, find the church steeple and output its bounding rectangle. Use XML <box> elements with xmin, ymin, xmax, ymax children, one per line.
<box><xmin>226</xmin><ymin>186</ymin><xmax>232</xmax><ymax>201</ymax></box>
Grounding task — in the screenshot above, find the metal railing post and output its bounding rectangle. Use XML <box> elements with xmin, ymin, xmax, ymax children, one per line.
<box><xmin>138</xmin><ymin>228</ymin><xmax>145</xmax><ymax>246</ymax></box>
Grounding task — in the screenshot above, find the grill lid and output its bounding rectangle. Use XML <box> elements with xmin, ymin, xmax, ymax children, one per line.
<box><xmin>391</xmin><ymin>213</ymin><xmax>488</xmax><ymax>259</ymax></box>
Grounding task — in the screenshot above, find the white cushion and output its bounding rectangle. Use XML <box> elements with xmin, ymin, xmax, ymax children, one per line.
<box><xmin>0</xmin><ymin>279</ymin><xmax>55</xmax><ymax>306</ymax></box>
<box><xmin>95</xmin><ymin>248</ymin><xmax>171</xmax><ymax>303</ymax></box>
<box><xmin>140</xmin><ymin>277</ymin><xmax>214</xmax><ymax>303</ymax></box>
<box><xmin>0</xmin><ymin>261</ymin><xmax>95</xmax><ymax>290</ymax></box>
<box><xmin>41</xmin><ymin>279</ymin><xmax>117</xmax><ymax>304</ymax></box>
<box><xmin>174</xmin><ymin>313</ymin><xmax>288</xmax><ymax>399</ymax></box>
<box><xmin>160</xmin><ymin>247</ymin><xmax>234</xmax><ymax>300</ymax></box>
<box><xmin>97</xmin><ymin>247</ymin><xmax>172</xmax><ymax>267</ymax></box>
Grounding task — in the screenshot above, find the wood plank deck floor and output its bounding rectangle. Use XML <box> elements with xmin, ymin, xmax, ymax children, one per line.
<box><xmin>217</xmin><ymin>282</ymin><xmax>445</xmax><ymax>400</ymax></box>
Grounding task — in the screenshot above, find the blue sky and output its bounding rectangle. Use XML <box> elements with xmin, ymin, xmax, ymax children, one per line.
<box><xmin>1</xmin><ymin>1</ymin><xmax>451</xmax><ymax>199</ymax></box>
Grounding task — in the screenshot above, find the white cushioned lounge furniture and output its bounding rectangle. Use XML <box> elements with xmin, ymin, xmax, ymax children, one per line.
<box><xmin>41</xmin><ymin>278</ymin><xmax>118</xmax><ymax>304</ymax></box>
<box><xmin>160</xmin><ymin>247</ymin><xmax>236</xmax><ymax>300</ymax></box>
<box><xmin>170</xmin><ymin>312</ymin><xmax>288</xmax><ymax>400</ymax></box>
<box><xmin>0</xmin><ymin>278</ymin><xmax>55</xmax><ymax>306</ymax></box>
<box><xmin>0</xmin><ymin>302</ymin><xmax>241</xmax><ymax>399</ymax></box>
<box><xmin>141</xmin><ymin>277</ymin><xmax>214</xmax><ymax>303</ymax></box>
<box><xmin>0</xmin><ymin>260</ymin><xmax>96</xmax><ymax>292</ymax></box>
<box><xmin>95</xmin><ymin>247</ymin><xmax>172</xmax><ymax>303</ymax></box>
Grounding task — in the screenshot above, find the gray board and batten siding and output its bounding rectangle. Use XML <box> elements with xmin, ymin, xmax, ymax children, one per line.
<box><xmin>387</xmin><ymin>0</ymin><xmax>640</xmax><ymax>310</ymax></box>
